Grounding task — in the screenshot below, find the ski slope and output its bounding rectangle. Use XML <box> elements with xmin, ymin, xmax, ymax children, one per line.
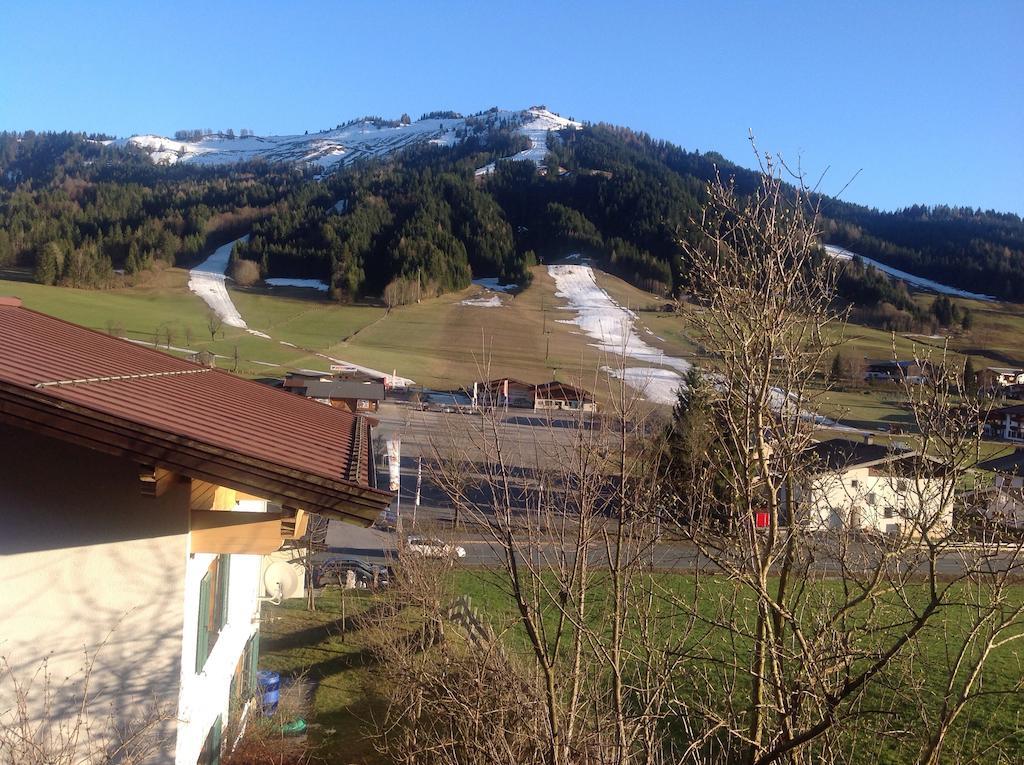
<box><xmin>475</xmin><ymin>108</ymin><xmax>581</xmax><ymax>177</ymax></box>
<box><xmin>188</xmin><ymin>236</ymin><xmax>249</xmax><ymax>328</ymax></box>
<box><xmin>825</xmin><ymin>244</ymin><xmax>995</xmax><ymax>301</ymax></box>
<box><xmin>547</xmin><ymin>261</ymin><xmax>690</xmax><ymax>404</ymax></box>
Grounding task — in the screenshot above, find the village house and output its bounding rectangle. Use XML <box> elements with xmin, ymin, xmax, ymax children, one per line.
<box><xmin>282</xmin><ymin>370</ymin><xmax>386</xmax><ymax>413</ymax></box>
<box><xmin>533</xmin><ymin>381</ymin><xmax>598</xmax><ymax>413</ymax></box>
<box><xmin>472</xmin><ymin>377</ymin><xmax>536</xmax><ymax>409</ymax></box>
<box><xmin>298</xmin><ymin>379</ymin><xmax>386</xmax><ymax>413</ymax></box>
<box><xmin>967</xmin><ymin>449</ymin><xmax>1024</xmax><ymax>530</ymax></box>
<box><xmin>793</xmin><ymin>436</ymin><xmax>951</xmax><ymax>537</ymax></box>
<box><xmin>863</xmin><ymin>359</ymin><xmax>929</xmax><ymax>384</ymax></box>
<box><xmin>976</xmin><ymin>366</ymin><xmax>1024</xmax><ymax>391</ymax></box>
<box><xmin>985</xmin><ymin>403</ymin><xmax>1024</xmax><ymax>443</ymax></box>
<box><xmin>0</xmin><ymin>298</ymin><xmax>391</xmax><ymax>765</ymax></box>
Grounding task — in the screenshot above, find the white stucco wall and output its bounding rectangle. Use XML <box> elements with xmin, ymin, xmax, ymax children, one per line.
<box><xmin>804</xmin><ymin>465</ymin><xmax>951</xmax><ymax>536</ymax></box>
<box><xmin>174</xmin><ymin>550</ymin><xmax>262</xmax><ymax>765</ymax></box>
<box><xmin>0</xmin><ymin>424</ymin><xmax>189</xmax><ymax>763</ymax></box>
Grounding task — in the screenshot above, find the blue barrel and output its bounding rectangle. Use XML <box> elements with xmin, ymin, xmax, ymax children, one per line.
<box><xmin>257</xmin><ymin>670</ymin><xmax>280</xmax><ymax>714</ymax></box>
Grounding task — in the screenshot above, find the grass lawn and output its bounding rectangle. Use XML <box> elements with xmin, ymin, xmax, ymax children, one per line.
<box><xmin>259</xmin><ymin>570</ymin><xmax>1024</xmax><ymax>764</ymax></box>
<box><xmin>258</xmin><ymin>589</ymin><xmax>386</xmax><ymax>764</ymax></box>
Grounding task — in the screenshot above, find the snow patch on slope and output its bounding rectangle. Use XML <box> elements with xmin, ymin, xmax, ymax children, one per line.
<box><xmin>460</xmin><ymin>295</ymin><xmax>503</xmax><ymax>308</ymax></box>
<box><xmin>115</xmin><ymin>109</ymin><xmax>577</xmax><ymax>174</ymax></box>
<box><xmin>265</xmin><ymin>278</ymin><xmax>330</xmax><ymax>291</ymax></box>
<box><xmin>188</xmin><ymin>236</ymin><xmax>249</xmax><ymax>328</ymax></box>
<box><xmin>825</xmin><ymin>244</ymin><xmax>995</xmax><ymax>302</ymax></box>
<box><xmin>547</xmin><ymin>262</ymin><xmax>690</xmax><ymax>404</ymax></box>
<box><xmin>116</xmin><ymin>117</ymin><xmax>467</xmax><ymax>170</ymax></box>
<box><xmin>475</xmin><ymin>108</ymin><xmax>581</xmax><ymax>177</ymax></box>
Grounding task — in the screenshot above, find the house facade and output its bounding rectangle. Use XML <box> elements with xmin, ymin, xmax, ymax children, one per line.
<box><xmin>796</xmin><ymin>438</ymin><xmax>951</xmax><ymax>537</ymax></box>
<box><xmin>0</xmin><ymin>298</ymin><xmax>390</xmax><ymax>765</ymax></box>
<box><xmin>864</xmin><ymin>359</ymin><xmax>929</xmax><ymax>383</ymax></box>
<box><xmin>533</xmin><ymin>381</ymin><xmax>598</xmax><ymax>413</ymax></box>
<box><xmin>300</xmin><ymin>379</ymin><xmax>385</xmax><ymax>413</ymax></box>
<box><xmin>976</xmin><ymin>367</ymin><xmax>1024</xmax><ymax>390</ymax></box>
<box><xmin>473</xmin><ymin>378</ymin><xmax>536</xmax><ymax>409</ymax></box>
<box><xmin>986</xmin><ymin>404</ymin><xmax>1024</xmax><ymax>443</ymax></box>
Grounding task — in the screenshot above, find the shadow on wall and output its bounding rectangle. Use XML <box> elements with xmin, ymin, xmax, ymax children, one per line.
<box><xmin>0</xmin><ymin>424</ymin><xmax>189</xmax><ymax>759</ymax></box>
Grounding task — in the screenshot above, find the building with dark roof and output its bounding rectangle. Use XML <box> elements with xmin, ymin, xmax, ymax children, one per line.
<box><xmin>301</xmin><ymin>379</ymin><xmax>386</xmax><ymax>413</ymax></box>
<box><xmin>796</xmin><ymin>437</ymin><xmax>950</xmax><ymax>537</ymax></box>
<box><xmin>533</xmin><ymin>381</ymin><xmax>597</xmax><ymax>413</ymax></box>
<box><xmin>985</xmin><ymin>404</ymin><xmax>1024</xmax><ymax>444</ymax></box>
<box><xmin>0</xmin><ymin>297</ymin><xmax>390</xmax><ymax>764</ymax></box>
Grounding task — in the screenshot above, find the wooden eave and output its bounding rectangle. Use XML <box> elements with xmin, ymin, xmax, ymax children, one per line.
<box><xmin>0</xmin><ymin>380</ymin><xmax>391</xmax><ymax>525</ymax></box>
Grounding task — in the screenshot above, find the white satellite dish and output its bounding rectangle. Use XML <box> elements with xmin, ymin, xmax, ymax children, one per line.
<box><xmin>263</xmin><ymin>561</ymin><xmax>301</xmax><ymax>600</ymax></box>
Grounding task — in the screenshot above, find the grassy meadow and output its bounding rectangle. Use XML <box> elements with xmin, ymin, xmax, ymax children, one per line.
<box><xmin>259</xmin><ymin>571</ymin><xmax>1024</xmax><ymax>765</ymax></box>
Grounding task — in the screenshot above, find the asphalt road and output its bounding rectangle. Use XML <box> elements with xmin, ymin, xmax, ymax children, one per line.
<box><xmin>323</xmin><ymin>521</ymin><xmax>1023</xmax><ymax>578</ymax></box>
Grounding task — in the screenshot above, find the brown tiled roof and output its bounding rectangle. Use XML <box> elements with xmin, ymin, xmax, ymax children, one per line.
<box><xmin>0</xmin><ymin>298</ymin><xmax>390</xmax><ymax>523</ymax></box>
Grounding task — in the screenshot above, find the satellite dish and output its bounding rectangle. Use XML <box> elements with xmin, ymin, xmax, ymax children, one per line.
<box><xmin>264</xmin><ymin>561</ymin><xmax>301</xmax><ymax>599</ymax></box>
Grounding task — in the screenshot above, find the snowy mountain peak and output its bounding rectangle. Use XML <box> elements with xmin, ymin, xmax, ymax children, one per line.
<box><xmin>115</xmin><ymin>107</ymin><xmax>580</xmax><ymax>172</ymax></box>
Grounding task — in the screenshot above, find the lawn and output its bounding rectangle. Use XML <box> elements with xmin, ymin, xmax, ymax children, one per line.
<box><xmin>258</xmin><ymin>588</ymin><xmax>387</xmax><ymax>764</ymax></box>
<box><xmin>259</xmin><ymin>570</ymin><xmax>1024</xmax><ymax>765</ymax></box>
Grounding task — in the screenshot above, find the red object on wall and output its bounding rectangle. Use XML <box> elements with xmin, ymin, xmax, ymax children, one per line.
<box><xmin>755</xmin><ymin>512</ymin><xmax>770</xmax><ymax>528</ymax></box>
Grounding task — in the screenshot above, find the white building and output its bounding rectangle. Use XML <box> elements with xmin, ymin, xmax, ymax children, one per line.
<box><xmin>796</xmin><ymin>437</ymin><xmax>952</xmax><ymax>538</ymax></box>
<box><xmin>970</xmin><ymin>450</ymin><xmax>1024</xmax><ymax>530</ymax></box>
<box><xmin>0</xmin><ymin>297</ymin><xmax>390</xmax><ymax>764</ymax></box>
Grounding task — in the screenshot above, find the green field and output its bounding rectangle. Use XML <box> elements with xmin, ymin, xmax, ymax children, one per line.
<box><xmin>260</xmin><ymin>571</ymin><xmax>1024</xmax><ymax>765</ymax></box>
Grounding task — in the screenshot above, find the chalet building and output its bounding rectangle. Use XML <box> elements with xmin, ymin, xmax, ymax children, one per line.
<box><xmin>473</xmin><ymin>378</ymin><xmax>536</xmax><ymax>409</ymax></box>
<box><xmin>0</xmin><ymin>298</ymin><xmax>390</xmax><ymax>765</ymax></box>
<box><xmin>969</xmin><ymin>449</ymin><xmax>1024</xmax><ymax>530</ymax></box>
<box><xmin>793</xmin><ymin>437</ymin><xmax>951</xmax><ymax>537</ymax></box>
<box><xmin>533</xmin><ymin>381</ymin><xmax>598</xmax><ymax>413</ymax></box>
<box><xmin>986</xmin><ymin>404</ymin><xmax>1024</xmax><ymax>443</ymax></box>
<box><xmin>282</xmin><ymin>370</ymin><xmax>386</xmax><ymax>413</ymax></box>
<box><xmin>864</xmin><ymin>359</ymin><xmax>929</xmax><ymax>383</ymax></box>
<box><xmin>976</xmin><ymin>367</ymin><xmax>1024</xmax><ymax>390</ymax></box>
<box><xmin>300</xmin><ymin>379</ymin><xmax>385</xmax><ymax>413</ymax></box>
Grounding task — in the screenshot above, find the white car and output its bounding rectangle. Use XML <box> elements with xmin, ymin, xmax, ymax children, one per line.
<box><xmin>405</xmin><ymin>536</ymin><xmax>466</xmax><ymax>559</ymax></box>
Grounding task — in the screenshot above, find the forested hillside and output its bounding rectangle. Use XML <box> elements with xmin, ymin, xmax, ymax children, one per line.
<box><xmin>2</xmin><ymin>120</ymin><xmax>1022</xmax><ymax>316</ymax></box>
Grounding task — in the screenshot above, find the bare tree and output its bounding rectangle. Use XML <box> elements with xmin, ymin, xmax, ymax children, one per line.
<box><xmin>206</xmin><ymin>310</ymin><xmax>223</xmax><ymax>342</ymax></box>
<box><xmin>360</xmin><ymin>152</ymin><xmax>1024</xmax><ymax>765</ymax></box>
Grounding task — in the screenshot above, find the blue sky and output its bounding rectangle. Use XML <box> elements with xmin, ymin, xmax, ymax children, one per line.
<box><xmin>1</xmin><ymin>1</ymin><xmax>1021</xmax><ymax>214</ymax></box>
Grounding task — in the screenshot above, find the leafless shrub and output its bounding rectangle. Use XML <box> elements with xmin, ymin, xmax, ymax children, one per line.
<box><xmin>0</xmin><ymin>649</ymin><xmax>173</xmax><ymax>765</ymax></box>
<box><xmin>231</xmin><ymin>258</ymin><xmax>261</xmax><ymax>287</ymax></box>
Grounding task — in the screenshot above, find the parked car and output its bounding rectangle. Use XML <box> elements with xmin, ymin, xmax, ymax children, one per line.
<box><xmin>315</xmin><ymin>558</ymin><xmax>391</xmax><ymax>588</ymax></box>
<box><xmin>405</xmin><ymin>536</ymin><xmax>466</xmax><ymax>559</ymax></box>
<box><xmin>373</xmin><ymin>509</ymin><xmax>398</xmax><ymax>531</ymax></box>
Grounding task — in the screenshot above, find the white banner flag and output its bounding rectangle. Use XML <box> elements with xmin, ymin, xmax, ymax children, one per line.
<box><xmin>386</xmin><ymin>438</ymin><xmax>401</xmax><ymax>493</ymax></box>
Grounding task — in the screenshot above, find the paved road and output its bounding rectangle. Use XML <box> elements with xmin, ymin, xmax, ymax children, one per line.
<box><xmin>322</xmin><ymin>521</ymin><xmax>1023</xmax><ymax>578</ymax></box>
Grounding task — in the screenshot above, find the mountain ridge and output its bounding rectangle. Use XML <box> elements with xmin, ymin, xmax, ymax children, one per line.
<box><xmin>112</xmin><ymin>107</ymin><xmax>581</xmax><ymax>171</ymax></box>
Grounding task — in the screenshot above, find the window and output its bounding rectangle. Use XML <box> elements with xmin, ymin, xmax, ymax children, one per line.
<box><xmin>896</xmin><ymin>480</ymin><xmax>908</xmax><ymax>492</ymax></box>
<box><xmin>866</xmin><ymin>493</ymin><xmax>877</xmax><ymax>506</ymax></box>
<box><xmin>884</xmin><ymin>507</ymin><xmax>895</xmax><ymax>519</ymax></box>
<box><xmin>850</xmin><ymin>479</ymin><xmax>860</xmax><ymax>488</ymax></box>
<box><xmin>196</xmin><ymin>555</ymin><xmax>231</xmax><ymax>673</ymax></box>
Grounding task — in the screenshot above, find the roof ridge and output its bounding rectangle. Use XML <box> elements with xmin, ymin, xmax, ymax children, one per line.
<box><xmin>35</xmin><ymin>367</ymin><xmax>213</xmax><ymax>389</ymax></box>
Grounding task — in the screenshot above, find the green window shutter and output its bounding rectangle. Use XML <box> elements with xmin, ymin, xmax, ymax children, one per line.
<box><xmin>217</xmin><ymin>555</ymin><xmax>231</xmax><ymax>632</ymax></box>
<box><xmin>211</xmin><ymin>715</ymin><xmax>222</xmax><ymax>765</ymax></box>
<box><xmin>247</xmin><ymin>631</ymin><xmax>260</xmax><ymax>695</ymax></box>
<box><xmin>195</xmin><ymin>570</ymin><xmax>212</xmax><ymax>673</ymax></box>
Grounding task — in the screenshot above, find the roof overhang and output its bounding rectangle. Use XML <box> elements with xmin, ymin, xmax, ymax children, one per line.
<box><xmin>0</xmin><ymin>380</ymin><xmax>392</xmax><ymax>526</ymax></box>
